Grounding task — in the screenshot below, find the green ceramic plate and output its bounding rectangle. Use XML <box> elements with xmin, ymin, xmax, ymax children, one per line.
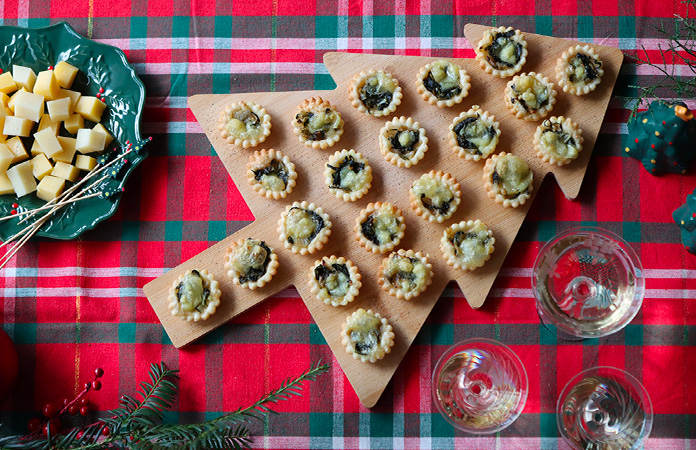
<box><xmin>0</xmin><ymin>22</ymin><xmax>148</xmax><ymax>240</ymax></box>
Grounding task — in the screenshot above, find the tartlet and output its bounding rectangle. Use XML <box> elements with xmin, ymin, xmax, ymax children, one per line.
<box><xmin>349</xmin><ymin>70</ymin><xmax>403</xmax><ymax>117</ymax></box>
<box><xmin>416</xmin><ymin>60</ymin><xmax>471</xmax><ymax>107</ymax></box>
<box><xmin>168</xmin><ymin>269</ymin><xmax>221</xmax><ymax>322</ymax></box>
<box><xmin>441</xmin><ymin>220</ymin><xmax>496</xmax><ymax>271</ymax></box>
<box><xmin>278</xmin><ymin>201</ymin><xmax>332</xmax><ymax>255</ymax></box>
<box><xmin>533</xmin><ymin>116</ymin><xmax>584</xmax><ymax>166</ymax></box>
<box><xmin>449</xmin><ymin>105</ymin><xmax>501</xmax><ymax>161</ymax></box>
<box><xmin>309</xmin><ymin>256</ymin><xmax>361</xmax><ymax>307</ymax></box>
<box><xmin>475</xmin><ymin>27</ymin><xmax>528</xmax><ymax>78</ymax></box>
<box><xmin>483</xmin><ymin>152</ymin><xmax>534</xmax><ymax>208</ymax></box>
<box><xmin>355</xmin><ymin>202</ymin><xmax>406</xmax><ymax>254</ymax></box>
<box><xmin>292</xmin><ymin>97</ymin><xmax>344</xmax><ymax>149</ymax></box>
<box><xmin>341</xmin><ymin>308</ymin><xmax>395</xmax><ymax>363</ymax></box>
<box><xmin>379</xmin><ymin>116</ymin><xmax>428</xmax><ymax>168</ymax></box>
<box><xmin>556</xmin><ymin>44</ymin><xmax>604</xmax><ymax>96</ymax></box>
<box><xmin>378</xmin><ymin>249</ymin><xmax>433</xmax><ymax>300</ymax></box>
<box><xmin>218</xmin><ymin>101</ymin><xmax>272</xmax><ymax>148</ymax></box>
<box><xmin>246</xmin><ymin>149</ymin><xmax>297</xmax><ymax>199</ymax></box>
<box><xmin>225</xmin><ymin>238</ymin><xmax>279</xmax><ymax>290</ymax></box>
<box><xmin>504</xmin><ymin>72</ymin><xmax>557</xmax><ymax>121</ymax></box>
<box><xmin>325</xmin><ymin>149</ymin><xmax>373</xmax><ymax>201</ymax></box>
<box><xmin>409</xmin><ymin>170</ymin><xmax>461</xmax><ymax>223</ymax></box>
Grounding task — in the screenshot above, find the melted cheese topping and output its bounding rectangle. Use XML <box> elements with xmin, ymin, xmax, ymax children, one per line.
<box><xmin>429</xmin><ymin>61</ymin><xmax>461</xmax><ymax>91</ymax></box>
<box><xmin>495</xmin><ymin>39</ymin><xmax>518</xmax><ymax>66</ymax></box>
<box><xmin>285</xmin><ymin>208</ymin><xmax>319</xmax><ymax>246</ymax></box>
<box><xmin>232</xmin><ymin>240</ymin><xmax>268</xmax><ymax>275</ymax></box>
<box><xmin>366</xmin><ymin>211</ymin><xmax>401</xmax><ymax>244</ymax></box>
<box><xmin>176</xmin><ymin>272</ymin><xmax>207</xmax><ymax>312</ymax></box>
<box><xmin>224</xmin><ymin>107</ymin><xmax>262</xmax><ymax>140</ymax></box>
<box><xmin>448</xmin><ymin>223</ymin><xmax>493</xmax><ymax>267</ymax></box>
<box><xmin>540</xmin><ymin>129</ymin><xmax>579</xmax><ymax>160</ymax></box>
<box><xmin>338</xmin><ymin>164</ymin><xmax>368</xmax><ymax>191</ymax></box>
<box><xmin>299</xmin><ymin>108</ymin><xmax>342</xmax><ymax>139</ymax></box>
<box><xmin>512</xmin><ymin>75</ymin><xmax>549</xmax><ymax>111</ymax></box>
<box><xmin>412</xmin><ymin>176</ymin><xmax>453</xmax><ymax>212</ymax></box>
<box><xmin>320</xmin><ymin>270</ymin><xmax>350</xmax><ymax>297</ymax></box>
<box><xmin>494</xmin><ymin>154</ymin><xmax>533</xmax><ymax>197</ymax></box>
<box><xmin>461</xmin><ymin>118</ymin><xmax>493</xmax><ymax>150</ymax></box>
<box><xmin>347</xmin><ymin>314</ymin><xmax>382</xmax><ymax>355</ymax></box>
<box><xmin>383</xmin><ymin>255</ymin><xmax>429</xmax><ymax>293</ymax></box>
<box><xmin>365</xmin><ymin>72</ymin><xmax>397</xmax><ymax>94</ymax></box>
<box><xmin>260</xmin><ymin>174</ymin><xmax>285</xmax><ymax>191</ymax></box>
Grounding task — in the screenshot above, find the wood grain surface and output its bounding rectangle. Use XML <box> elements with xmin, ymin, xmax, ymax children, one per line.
<box><xmin>143</xmin><ymin>24</ymin><xmax>623</xmax><ymax>407</ymax></box>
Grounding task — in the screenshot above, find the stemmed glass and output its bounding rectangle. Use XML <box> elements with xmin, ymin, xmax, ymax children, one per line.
<box><xmin>431</xmin><ymin>338</ymin><xmax>528</xmax><ymax>434</ymax></box>
<box><xmin>557</xmin><ymin>367</ymin><xmax>653</xmax><ymax>449</ymax></box>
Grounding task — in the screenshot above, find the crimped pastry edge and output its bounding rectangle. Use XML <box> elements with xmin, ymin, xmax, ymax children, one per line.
<box><xmin>482</xmin><ymin>152</ymin><xmax>534</xmax><ymax>208</ymax></box>
<box><xmin>504</xmin><ymin>72</ymin><xmax>557</xmax><ymax>121</ymax></box>
<box><xmin>415</xmin><ymin>60</ymin><xmax>471</xmax><ymax>108</ymax></box>
<box><xmin>354</xmin><ymin>201</ymin><xmax>406</xmax><ymax>254</ymax></box>
<box><xmin>168</xmin><ymin>269</ymin><xmax>222</xmax><ymax>322</ymax></box>
<box><xmin>246</xmin><ymin>148</ymin><xmax>297</xmax><ymax>199</ymax></box>
<box><xmin>348</xmin><ymin>70</ymin><xmax>403</xmax><ymax>117</ymax></box>
<box><xmin>308</xmin><ymin>255</ymin><xmax>362</xmax><ymax>307</ymax></box>
<box><xmin>224</xmin><ymin>238</ymin><xmax>279</xmax><ymax>290</ymax></box>
<box><xmin>291</xmin><ymin>97</ymin><xmax>345</xmax><ymax>149</ymax></box>
<box><xmin>324</xmin><ymin>149</ymin><xmax>373</xmax><ymax>202</ymax></box>
<box><xmin>379</xmin><ymin>116</ymin><xmax>429</xmax><ymax>168</ymax></box>
<box><xmin>533</xmin><ymin>116</ymin><xmax>584</xmax><ymax>166</ymax></box>
<box><xmin>341</xmin><ymin>308</ymin><xmax>395</xmax><ymax>363</ymax></box>
<box><xmin>218</xmin><ymin>101</ymin><xmax>272</xmax><ymax>148</ymax></box>
<box><xmin>440</xmin><ymin>220</ymin><xmax>496</xmax><ymax>271</ymax></box>
<box><xmin>409</xmin><ymin>170</ymin><xmax>461</xmax><ymax>223</ymax></box>
<box><xmin>475</xmin><ymin>26</ymin><xmax>528</xmax><ymax>78</ymax></box>
<box><xmin>277</xmin><ymin>200</ymin><xmax>332</xmax><ymax>255</ymax></box>
<box><xmin>555</xmin><ymin>44</ymin><xmax>604</xmax><ymax>96</ymax></box>
<box><xmin>449</xmin><ymin>105</ymin><xmax>501</xmax><ymax>162</ymax></box>
<box><xmin>378</xmin><ymin>249</ymin><xmax>433</xmax><ymax>300</ymax></box>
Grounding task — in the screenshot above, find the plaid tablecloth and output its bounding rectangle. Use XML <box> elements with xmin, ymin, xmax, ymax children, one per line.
<box><xmin>1</xmin><ymin>0</ymin><xmax>695</xmax><ymax>448</ymax></box>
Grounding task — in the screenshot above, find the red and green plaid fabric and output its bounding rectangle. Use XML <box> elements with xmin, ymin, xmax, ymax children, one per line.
<box><xmin>1</xmin><ymin>0</ymin><xmax>696</xmax><ymax>448</ymax></box>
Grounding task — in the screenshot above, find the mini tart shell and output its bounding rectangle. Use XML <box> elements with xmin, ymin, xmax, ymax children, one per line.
<box><xmin>533</xmin><ymin>116</ymin><xmax>584</xmax><ymax>166</ymax></box>
<box><xmin>218</xmin><ymin>101</ymin><xmax>272</xmax><ymax>148</ymax></box>
<box><xmin>277</xmin><ymin>201</ymin><xmax>332</xmax><ymax>255</ymax></box>
<box><xmin>440</xmin><ymin>220</ymin><xmax>496</xmax><ymax>271</ymax></box>
<box><xmin>224</xmin><ymin>238</ymin><xmax>279</xmax><ymax>290</ymax></box>
<box><xmin>409</xmin><ymin>170</ymin><xmax>461</xmax><ymax>223</ymax></box>
<box><xmin>415</xmin><ymin>60</ymin><xmax>471</xmax><ymax>108</ymax></box>
<box><xmin>504</xmin><ymin>72</ymin><xmax>557</xmax><ymax>121</ymax></box>
<box><xmin>378</xmin><ymin>249</ymin><xmax>433</xmax><ymax>300</ymax></box>
<box><xmin>555</xmin><ymin>44</ymin><xmax>604</xmax><ymax>96</ymax></box>
<box><xmin>475</xmin><ymin>27</ymin><xmax>528</xmax><ymax>78</ymax></box>
<box><xmin>168</xmin><ymin>269</ymin><xmax>221</xmax><ymax>322</ymax></box>
<box><xmin>246</xmin><ymin>149</ymin><xmax>297</xmax><ymax>199</ymax></box>
<box><xmin>379</xmin><ymin>116</ymin><xmax>429</xmax><ymax>168</ymax></box>
<box><xmin>341</xmin><ymin>308</ymin><xmax>395</xmax><ymax>363</ymax></box>
<box><xmin>349</xmin><ymin>70</ymin><xmax>403</xmax><ymax>117</ymax></box>
<box><xmin>324</xmin><ymin>149</ymin><xmax>373</xmax><ymax>202</ymax></box>
<box><xmin>308</xmin><ymin>256</ymin><xmax>362</xmax><ymax>307</ymax></box>
<box><xmin>449</xmin><ymin>105</ymin><xmax>501</xmax><ymax>162</ymax></box>
<box><xmin>354</xmin><ymin>202</ymin><xmax>406</xmax><ymax>254</ymax></box>
<box><xmin>483</xmin><ymin>152</ymin><xmax>534</xmax><ymax>208</ymax></box>
<box><xmin>291</xmin><ymin>97</ymin><xmax>344</xmax><ymax>149</ymax></box>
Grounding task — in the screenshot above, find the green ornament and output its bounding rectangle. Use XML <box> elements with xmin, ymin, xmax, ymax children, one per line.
<box><xmin>625</xmin><ymin>100</ymin><xmax>696</xmax><ymax>175</ymax></box>
<box><xmin>673</xmin><ymin>187</ymin><xmax>696</xmax><ymax>254</ymax></box>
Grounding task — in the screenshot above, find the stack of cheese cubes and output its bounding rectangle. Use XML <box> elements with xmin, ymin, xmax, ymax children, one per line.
<box><xmin>0</xmin><ymin>61</ymin><xmax>113</xmax><ymax>203</ymax></box>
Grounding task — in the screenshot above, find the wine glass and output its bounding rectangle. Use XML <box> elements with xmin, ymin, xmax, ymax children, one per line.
<box><xmin>431</xmin><ymin>338</ymin><xmax>528</xmax><ymax>434</ymax></box>
<box><xmin>557</xmin><ymin>366</ymin><xmax>653</xmax><ymax>450</ymax></box>
<box><xmin>532</xmin><ymin>227</ymin><xmax>644</xmax><ymax>338</ymax></box>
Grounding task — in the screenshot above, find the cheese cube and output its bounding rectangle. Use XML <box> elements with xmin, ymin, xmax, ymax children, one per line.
<box><xmin>47</xmin><ymin>97</ymin><xmax>71</xmax><ymax>122</ymax></box>
<box><xmin>92</xmin><ymin>123</ymin><xmax>114</xmax><ymax>147</ymax></box>
<box><xmin>13</xmin><ymin>90</ymin><xmax>45</xmax><ymax>123</ymax></box>
<box><xmin>53</xmin><ymin>61</ymin><xmax>79</xmax><ymax>89</ymax></box>
<box><xmin>30</xmin><ymin>140</ymin><xmax>44</xmax><ymax>157</ymax></box>
<box><xmin>5</xmin><ymin>137</ymin><xmax>28</xmax><ymax>164</ymax></box>
<box><xmin>3</xmin><ymin>116</ymin><xmax>33</xmax><ymax>137</ymax></box>
<box><xmin>63</xmin><ymin>113</ymin><xmax>84</xmax><ymax>135</ymax></box>
<box><xmin>75</xmin><ymin>128</ymin><xmax>106</xmax><ymax>154</ymax></box>
<box><xmin>0</xmin><ymin>73</ymin><xmax>18</xmax><ymax>95</ymax></box>
<box><xmin>31</xmin><ymin>153</ymin><xmax>53</xmax><ymax>181</ymax></box>
<box><xmin>51</xmin><ymin>161</ymin><xmax>79</xmax><ymax>182</ymax></box>
<box><xmin>0</xmin><ymin>173</ymin><xmax>13</xmax><ymax>195</ymax></box>
<box><xmin>75</xmin><ymin>154</ymin><xmax>97</xmax><ymax>171</ymax></box>
<box><xmin>0</xmin><ymin>118</ymin><xmax>6</xmax><ymax>143</ymax></box>
<box><xmin>59</xmin><ymin>88</ymin><xmax>81</xmax><ymax>113</ymax></box>
<box><xmin>6</xmin><ymin>160</ymin><xmax>36</xmax><ymax>197</ymax></box>
<box><xmin>7</xmin><ymin>87</ymin><xmax>28</xmax><ymax>112</ymax></box>
<box><xmin>38</xmin><ymin>115</ymin><xmax>60</xmax><ymax>135</ymax></box>
<box><xmin>33</xmin><ymin>128</ymin><xmax>63</xmax><ymax>157</ymax></box>
<box><xmin>36</xmin><ymin>175</ymin><xmax>65</xmax><ymax>202</ymax></box>
<box><xmin>0</xmin><ymin>92</ymin><xmax>9</xmax><ymax>107</ymax></box>
<box><xmin>75</xmin><ymin>96</ymin><xmax>106</xmax><ymax>122</ymax></box>
<box><xmin>12</xmin><ymin>65</ymin><xmax>37</xmax><ymax>91</ymax></box>
<box><xmin>54</xmin><ymin>136</ymin><xmax>77</xmax><ymax>163</ymax></box>
<box><xmin>34</xmin><ymin>70</ymin><xmax>61</xmax><ymax>100</ymax></box>
<box><xmin>0</xmin><ymin>144</ymin><xmax>13</xmax><ymax>172</ymax></box>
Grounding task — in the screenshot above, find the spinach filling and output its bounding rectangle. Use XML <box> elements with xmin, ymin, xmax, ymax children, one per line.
<box><xmin>351</xmin><ymin>329</ymin><xmax>379</xmax><ymax>355</ymax></box>
<box><xmin>569</xmin><ymin>52</ymin><xmax>602</xmax><ymax>82</ymax></box>
<box><xmin>483</xmin><ymin>30</ymin><xmax>523</xmax><ymax>69</ymax></box>
<box><xmin>234</xmin><ymin>108</ymin><xmax>260</xmax><ymax>128</ymax></box>
<box><xmin>388</xmin><ymin>130</ymin><xmax>419</xmax><ymax>158</ymax></box>
<box><xmin>286</xmin><ymin>207</ymin><xmax>324</xmax><ymax>246</ymax></box>
<box><xmin>542</xmin><ymin>121</ymin><xmax>577</xmax><ymax>148</ymax></box>
<box><xmin>453</xmin><ymin>116</ymin><xmax>497</xmax><ymax>155</ymax></box>
<box><xmin>295</xmin><ymin>108</ymin><xmax>337</xmax><ymax>141</ymax></box>
<box><xmin>510</xmin><ymin>83</ymin><xmax>549</xmax><ymax>113</ymax></box>
<box><xmin>387</xmin><ymin>256</ymin><xmax>420</xmax><ymax>290</ymax></box>
<box><xmin>360</xmin><ymin>213</ymin><xmax>398</xmax><ymax>246</ymax></box>
<box><xmin>176</xmin><ymin>270</ymin><xmax>210</xmax><ymax>313</ymax></box>
<box><xmin>451</xmin><ymin>231</ymin><xmax>491</xmax><ymax>256</ymax></box>
<box><xmin>420</xmin><ymin>193</ymin><xmax>453</xmax><ymax>216</ymax></box>
<box><xmin>237</xmin><ymin>241</ymin><xmax>273</xmax><ymax>284</ymax></box>
<box><xmin>490</xmin><ymin>169</ymin><xmax>522</xmax><ymax>198</ymax></box>
<box><xmin>314</xmin><ymin>262</ymin><xmax>351</xmax><ymax>296</ymax></box>
<box><xmin>359</xmin><ymin>80</ymin><xmax>393</xmax><ymax>111</ymax></box>
<box><xmin>252</xmin><ymin>159</ymin><xmax>289</xmax><ymax>190</ymax></box>
<box><xmin>327</xmin><ymin>155</ymin><xmax>365</xmax><ymax>192</ymax></box>
<box><xmin>423</xmin><ymin>71</ymin><xmax>462</xmax><ymax>100</ymax></box>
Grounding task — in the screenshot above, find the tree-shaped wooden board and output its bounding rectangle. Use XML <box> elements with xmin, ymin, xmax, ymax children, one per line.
<box><xmin>144</xmin><ymin>24</ymin><xmax>623</xmax><ymax>407</ymax></box>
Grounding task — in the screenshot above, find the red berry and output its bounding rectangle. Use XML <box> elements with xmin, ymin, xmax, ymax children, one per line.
<box><xmin>101</xmin><ymin>426</ymin><xmax>109</xmax><ymax>436</ymax></box>
<box><xmin>84</xmin><ymin>382</ymin><xmax>91</xmax><ymax>390</ymax></box>
<box><xmin>10</xmin><ymin>210</ymin><xmax>16</xmax><ymax>215</ymax></box>
<box><xmin>80</xmin><ymin>398</ymin><xmax>88</xmax><ymax>406</ymax></box>
<box><xmin>42</xmin><ymin>418</ymin><xmax>61</xmax><ymax>436</ymax></box>
<box><xmin>28</xmin><ymin>417</ymin><xmax>42</xmax><ymax>432</ymax></box>
<box><xmin>43</xmin><ymin>402</ymin><xmax>58</xmax><ymax>418</ymax></box>
<box><xmin>94</xmin><ymin>368</ymin><xmax>104</xmax><ymax>378</ymax></box>
<box><xmin>68</xmin><ymin>404</ymin><xmax>79</xmax><ymax>415</ymax></box>
<box><xmin>91</xmin><ymin>380</ymin><xmax>102</xmax><ymax>391</ymax></box>
<box><xmin>76</xmin><ymin>431</ymin><xmax>84</xmax><ymax>439</ymax></box>
<box><xmin>11</xmin><ymin>203</ymin><xmax>18</xmax><ymax>208</ymax></box>
<box><xmin>119</xmin><ymin>395</ymin><xmax>127</xmax><ymax>403</ymax></box>
<box><xmin>80</xmin><ymin>405</ymin><xmax>90</xmax><ymax>416</ymax></box>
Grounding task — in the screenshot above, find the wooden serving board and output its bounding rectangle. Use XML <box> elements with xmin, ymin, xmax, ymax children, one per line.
<box><xmin>143</xmin><ymin>24</ymin><xmax>623</xmax><ymax>407</ymax></box>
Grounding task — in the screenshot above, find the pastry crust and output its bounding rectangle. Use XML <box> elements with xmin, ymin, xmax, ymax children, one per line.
<box><xmin>416</xmin><ymin>60</ymin><xmax>471</xmax><ymax>107</ymax></box>
<box><xmin>278</xmin><ymin>201</ymin><xmax>332</xmax><ymax>255</ymax></box>
<box><xmin>168</xmin><ymin>269</ymin><xmax>221</xmax><ymax>322</ymax></box>
<box><xmin>349</xmin><ymin>70</ymin><xmax>403</xmax><ymax>117</ymax></box>
<box><xmin>355</xmin><ymin>202</ymin><xmax>406</xmax><ymax>254</ymax></box>
<box><xmin>225</xmin><ymin>238</ymin><xmax>279</xmax><ymax>290</ymax></box>
<box><xmin>246</xmin><ymin>149</ymin><xmax>297</xmax><ymax>199</ymax></box>
<box><xmin>308</xmin><ymin>256</ymin><xmax>361</xmax><ymax>307</ymax></box>
<box><xmin>504</xmin><ymin>72</ymin><xmax>557</xmax><ymax>121</ymax></box>
<box><xmin>341</xmin><ymin>308</ymin><xmax>395</xmax><ymax>363</ymax></box>
<box><xmin>483</xmin><ymin>152</ymin><xmax>534</xmax><ymax>208</ymax></box>
<box><xmin>556</xmin><ymin>45</ymin><xmax>604</xmax><ymax>96</ymax></box>
<box><xmin>441</xmin><ymin>220</ymin><xmax>496</xmax><ymax>271</ymax></box>
<box><xmin>292</xmin><ymin>97</ymin><xmax>344</xmax><ymax>149</ymax></box>
<box><xmin>409</xmin><ymin>170</ymin><xmax>461</xmax><ymax>223</ymax></box>
<box><xmin>378</xmin><ymin>249</ymin><xmax>433</xmax><ymax>300</ymax></box>
<box><xmin>475</xmin><ymin>27</ymin><xmax>528</xmax><ymax>78</ymax></box>
<box><xmin>218</xmin><ymin>101</ymin><xmax>272</xmax><ymax>148</ymax></box>
<box><xmin>325</xmin><ymin>149</ymin><xmax>373</xmax><ymax>201</ymax></box>
<box><xmin>533</xmin><ymin>116</ymin><xmax>584</xmax><ymax>166</ymax></box>
<box><xmin>379</xmin><ymin>116</ymin><xmax>429</xmax><ymax>168</ymax></box>
<box><xmin>449</xmin><ymin>105</ymin><xmax>501</xmax><ymax>161</ymax></box>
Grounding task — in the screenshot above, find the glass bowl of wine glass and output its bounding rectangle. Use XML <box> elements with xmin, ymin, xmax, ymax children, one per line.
<box><xmin>431</xmin><ymin>338</ymin><xmax>528</xmax><ymax>434</ymax></box>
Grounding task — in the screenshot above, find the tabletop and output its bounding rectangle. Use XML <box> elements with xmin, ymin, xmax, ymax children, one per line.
<box><xmin>1</xmin><ymin>0</ymin><xmax>695</xmax><ymax>449</ymax></box>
